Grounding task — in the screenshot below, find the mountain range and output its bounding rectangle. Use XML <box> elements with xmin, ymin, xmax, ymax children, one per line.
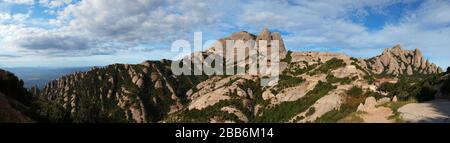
<box><xmin>1</xmin><ymin>28</ymin><xmax>449</xmax><ymax>123</ymax></box>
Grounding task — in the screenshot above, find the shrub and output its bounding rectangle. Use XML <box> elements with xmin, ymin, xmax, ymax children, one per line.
<box><xmin>0</xmin><ymin>70</ymin><xmax>33</xmax><ymax>105</ymax></box>
<box><xmin>288</xmin><ymin>62</ymin><xmax>318</xmax><ymax>76</ymax></box>
<box><xmin>271</xmin><ymin>75</ymin><xmax>305</xmax><ymax>94</ymax></box>
<box><xmin>443</xmin><ymin>78</ymin><xmax>450</xmax><ymax>95</ymax></box>
<box><xmin>311</xmin><ymin>58</ymin><xmax>346</xmax><ymax>75</ymax></box>
<box><xmin>414</xmin><ymin>83</ymin><xmax>436</xmax><ymax>102</ymax></box>
<box><xmin>326</xmin><ymin>75</ymin><xmax>353</xmax><ymax>84</ymax></box>
<box><xmin>282</xmin><ymin>51</ymin><xmax>293</xmax><ymax>63</ymax></box>
<box><xmin>347</xmin><ymin>86</ymin><xmax>363</xmax><ymax>96</ymax></box>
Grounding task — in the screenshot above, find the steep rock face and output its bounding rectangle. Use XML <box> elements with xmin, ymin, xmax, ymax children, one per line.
<box><xmin>0</xmin><ymin>69</ymin><xmax>33</xmax><ymax>122</ymax></box>
<box><xmin>367</xmin><ymin>45</ymin><xmax>442</xmax><ymax>75</ymax></box>
<box><xmin>39</xmin><ymin>60</ymin><xmax>206</xmax><ymax>123</ymax></box>
<box><xmin>0</xmin><ymin>69</ymin><xmax>33</xmax><ymax>104</ymax></box>
<box><xmin>207</xmin><ymin>28</ymin><xmax>287</xmax><ymax>59</ymax></box>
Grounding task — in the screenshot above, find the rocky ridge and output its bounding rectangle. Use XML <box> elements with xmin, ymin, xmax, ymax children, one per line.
<box><xmin>367</xmin><ymin>45</ymin><xmax>442</xmax><ymax>75</ymax></box>
<box><xmin>33</xmin><ymin>28</ymin><xmax>446</xmax><ymax>123</ymax></box>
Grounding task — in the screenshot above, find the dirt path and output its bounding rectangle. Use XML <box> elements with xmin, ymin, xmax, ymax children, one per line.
<box><xmin>398</xmin><ymin>100</ymin><xmax>450</xmax><ymax>123</ymax></box>
<box><xmin>360</xmin><ymin>106</ymin><xmax>394</xmax><ymax>123</ymax></box>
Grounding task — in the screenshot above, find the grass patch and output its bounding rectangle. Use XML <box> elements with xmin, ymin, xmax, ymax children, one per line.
<box><xmin>384</xmin><ymin>100</ymin><xmax>415</xmax><ymax>123</ymax></box>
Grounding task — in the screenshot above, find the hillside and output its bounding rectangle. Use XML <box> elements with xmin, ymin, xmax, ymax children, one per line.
<box><xmin>0</xmin><ymin>69</ymin><xmax>33</xmax><ymax>122</ymax></box>
<box><xmin>7</xmin><ymin>28</ymin><xmax>447</xmax><ymax>123</ymax></box>
<box><xmin>38</xmin><ymin>60</ymin><xmax>207</xmax><ymax>122</ymax></box>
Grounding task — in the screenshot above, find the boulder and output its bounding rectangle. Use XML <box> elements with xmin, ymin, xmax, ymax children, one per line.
<box><xmin>365</xmin><ymin>97</ymin><xmax>377</xmax><ymax>109</ymax></box>
<box><xmin>262</xmin><ymin>90</ymin><xmax>275</xmax><ymax>100</ymax></box>
<box><xmin>357</xmin><ymin>103</ymin><xmax>365</xmax><ymax>112</ymax></box>
<box><xmin>392</xmin><ymin>96</ymin><xmax>398</xmax><ymax>102</ymax></box>
<box><xmin>377</xmin><ymin>97</ymin><xmax>391</xmax><ymax>105</ymax></box>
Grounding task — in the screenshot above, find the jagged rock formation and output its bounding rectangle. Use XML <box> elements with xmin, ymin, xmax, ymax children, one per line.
<box><xmin>367</xmin><ymin>45</ymin><xmax>442</xmax><ymax>75</ymax></box>
<box><xmin>207</xmin><ymin>28</ymin><xmax>287</xmax><ymax>59</ymax></box>
<box><xmin>39</xmin><ymin>60</ymin><xmax>207</xmax><ymax>123</ymax></box>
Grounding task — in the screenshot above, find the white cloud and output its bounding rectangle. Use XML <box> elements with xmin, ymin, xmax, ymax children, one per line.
<box><xmin>39</xmin><ymin>0</ymin><xmax>73</xmax><ymax>8</ymax></box>
<box><xmin>2</xmin><ymin>0</ymin><xmax>34</xmax><ymax>5</ymax></box>
<box><xmin>1</xmin><ymin>0</ymin><xmax>450</xmax><ymax>68</ymax></box>
<box><xmin>0</xmin><ymin>12</ymin><xmax>31</xmax><ymax>24</ymax></box>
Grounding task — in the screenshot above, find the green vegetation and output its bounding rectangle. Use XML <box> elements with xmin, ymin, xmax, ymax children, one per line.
<box><xmin>441</xmin><ymin>77</ymin><xmax>450</xmax><ymax>96</ymax></box>
<box><xmin>347</xmin><ymin>86</ymin><xmax>363</xmax><ymax>96</ymax></box>
<box><xmin>256</xmin><ymin>81</ymin><xmax>336</xmax><ymax>123</ymax></box>
<box><xmin>178</xmin><ymin>99</ymin><xmax>248</xmax><ymax>123</ymax></box>
<box><xmin>281</xmin><ymin>51</ymin><xmax>293</xmax><ymax>63</ymax></box>
<box><xmin>286</xmin><ymin>62</ymin><xmax>318</xmax><ymax>76</ymax></box>
<box><xmin>350</xmin><ymin>60</ymin><xmax>375</xmax><ymax>84</ymax></box>
<box><xmin>310</xmin><ymin>58</ymin><xmax>346</xmax><ymax>75</ymax></box>
<box><xmin>271</xmin><ymin>75</ymin><xmax>305</xmax><ymax>94</ymax></box>
<box><xmin>326</xmin><ymin>75</ymin><xmax>355</xmax><ymax>84</ymax></box>
<box><xmin>378</xmin><ymin>74</ymin><xmax>439</xmax><ymax>102</ymax></box>
<box><xmin>365</xmin><ymin>90</ymin><xmax>384</xmax><ymax>100</ymax></box>
<box><xmin>238</xmin><ymin>79</ymin><xmax>267</xmax><ymax>106</ymax></box>
<box><xmin>384</xmin><ymin>100</ymin><xmax>415</xmax><ymax>123</ymax></box>
<box><xmin>30</xmin><ymin>100</ymin><xmax>72</xmax><ymax>123</ymax></box>
<box><xmin>315</xmin><ymin>105</ymin><xmax>357</xmax><ymax>123</ymax></box>
<box><xmin>315</xmin><ymin>86</ymin><xmax>374</xmax><ymax>123</ymax></box>
<box><xmin>0</xmin><ymin>69</ymin><xmax>33</xmax><ymax>105</ymax></box>
<box><xmin>305</xmin><ymin>107</ymin><xmax>316</xmax><ymax>116</ymax></box>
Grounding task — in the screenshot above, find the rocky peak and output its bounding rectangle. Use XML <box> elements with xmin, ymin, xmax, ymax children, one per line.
<box><xmin>226</xmin><ymin>31</ymin><xmax>256</xmax><ymax>41</ymax></box>
<box><xmin>207</xmin><ymin>27</ymin><xmax>287</xmax><ymax>59</ymax></box>
<box><xmin>256</xmin><ymin>27</ymin><xmax>271</xmax><ymax>41</ymax></box>
<box><xmin>368</xmin><ymin>44</ymin><xmax>441</xmax><ymax>75</ymax></box>
<box><xmin>256</xmin><ymin>27</ymin><xmax>287</xmax><ymax>54</ymax></box>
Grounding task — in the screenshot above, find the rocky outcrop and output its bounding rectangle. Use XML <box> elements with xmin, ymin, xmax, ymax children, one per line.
<box><xmin>367</xmin><ymin>45</ymin><xmax>442</xmax><ymax>75</ymax></box>
<box><xmin>0</xmin><ymin>69</ymin><xmax>33</xmax><ymax>123</ymax></box>
<box><xmin>33</xmin><ymin>31</ymin><xmax>446</xmax><ymax>123</ymax></box>
<box><xmin>39</xmin><ymin>60</ymin><xmax>206</xmax><ymax>123</ymax></box>
<box><xmin>207</xmin><ymin>27</ymin><xmax>287</xmax><ymax>60</ymax></box>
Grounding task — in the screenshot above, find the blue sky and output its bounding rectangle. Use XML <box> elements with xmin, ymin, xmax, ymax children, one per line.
<box><xmin>1</xmin><ymin>0</ymin><xmax>450</xmax><ymax>68</ymax></box>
